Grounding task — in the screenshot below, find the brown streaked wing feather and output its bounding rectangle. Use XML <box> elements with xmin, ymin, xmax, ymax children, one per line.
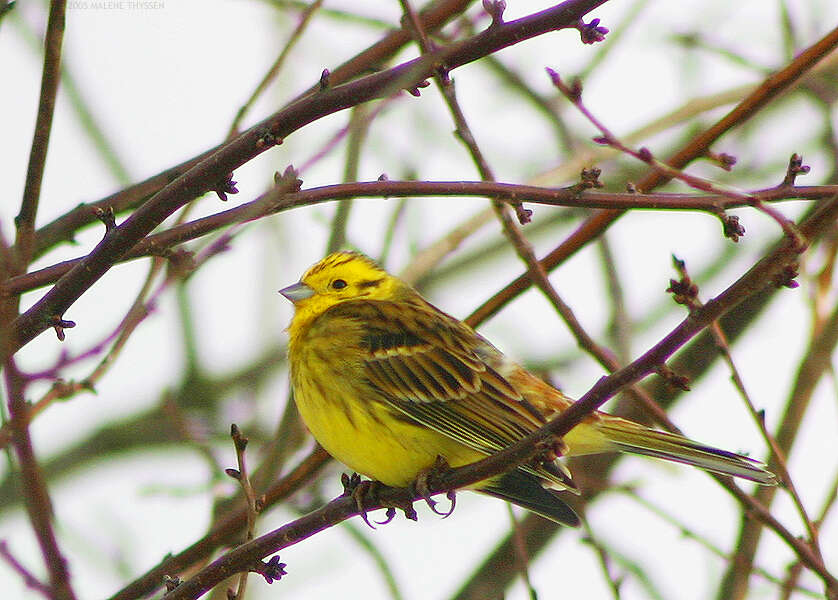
<box><xmin>329</xmin><ymin>299</ymin><xmax>548</xmax><ymax>458</ymax></box>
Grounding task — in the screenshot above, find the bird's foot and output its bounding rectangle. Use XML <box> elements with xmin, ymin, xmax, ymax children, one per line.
<box><xmin>340</xmin><ymin>473</ymin><xmax>418</xmax><ymax>528</ymax></box>
<box><xmin>410</xmin><ymin>456</ymin><xmax>456</xmax><ymax>518</ymax></box>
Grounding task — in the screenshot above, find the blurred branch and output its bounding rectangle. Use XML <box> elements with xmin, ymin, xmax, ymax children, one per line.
<box><xmin>13</xmin><ymin>7</ymin><xmax>131</xmax><ymax>184</ymax></box>
<box><xmin>623</xmin><ymin>488</ymin><xmax>823</xmax><ymax>597</ymax></box>
<box><xmin>228</xmin><ymin>0</ymin><xmax>325</xmax><ymax>138</ymax></box>
<box><xmin>0</xmin><ymin>541</ymin><xmax>51</xmax><ymax>598</ymax></box>
<box><xmin>4</xmin><ymin>360</ymin><xmax>76</xmax><ymax>600</ymax></box>
<box><xmin>717</xmin><ymin>293</ymin><xmax>838</xmax><ymax>600</ymax></box>
<box><xmin>29</xmin><ymin>0</ymin><xmax>476</xmax><ymax>261</ymax></box>
<box><xmin>581</xmin><ymin>520</ymin><xmax>624</xmax><ymax>599</ymax></box>
<box><xmin>7</xmin><ymin>0</ymin><xmax>609</xmax><ymax>355</ymax></box>
<box><xmin>109</xmin><ymin>445</ymin><xmax>330</xmax><ymax>600</ymax></box>
<box><xmin>327</xmin><ymin>104</ymin><xmax>372</xmax><ymax>252</ymax></box>
<box><xmin>14</xmin><ymin>0</ymin><xmax>66</xmax><ymax>273</ymax></box>
<box><xmin>597</xmin><ymin>235</ymin><xmax>631</xmax><ymax>362</ymax></box>
<box><xmin>0</xmin><ymin>342</ymin><xmax>287</xmax><ymax>505</ymax></box>
<box><xmin>341</xmin><ymin>520</ymin><xmax>405</xmax><ymax>600</ymax></box>
<box><xmin>467</xmin><ymin>22</ymin><xmax>838</xmax><ymax>326</ymax></box>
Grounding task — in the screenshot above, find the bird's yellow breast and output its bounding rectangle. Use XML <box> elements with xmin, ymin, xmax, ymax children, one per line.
<box><xmin>288</xmin><ymin>311</ymin><xmax>482</xmax><ymax>487</ymax></box>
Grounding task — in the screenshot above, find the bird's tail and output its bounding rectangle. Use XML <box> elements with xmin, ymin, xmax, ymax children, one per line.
<box><xmin>479</xmin><ymin>470</ymin><xmax>581</xmax><ymax>526</ymax></box>
<box><xmin>591</xmin><ymin>417</ymin><xmax>777</xmax><ymax>485</ymax></box>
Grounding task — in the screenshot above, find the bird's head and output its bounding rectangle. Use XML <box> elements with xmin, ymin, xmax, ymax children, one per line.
<box><xmin>280</xmin><ymin>251</ymin><xmax>408</xmax><ymax>319</ymax></box>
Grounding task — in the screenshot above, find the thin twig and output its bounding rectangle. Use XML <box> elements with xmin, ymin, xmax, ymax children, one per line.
<box><xmin>3</xmin><ymin>360</ymin><xmax>77</xmax><ymax>600</ymax></box>
<box><xmin>340</xmin><ymin>520</ymin><xmax>406</xmax><ymax>600</ymax></box>
<box><xmin>327</xmin><ymin>104</ymin><xmax>372</xmax><ymax>252</ymax></box>
<box><xmin>506</xmin><ymin>504</ymin><xmax>537</xmax><ymax>600</ymax></box>
<box><xmin>109</xmin><ymin>445</ymin><xmax>330</xmax><ymax>600</ymax></box>
<box><xmin>546</xmin><ymin>68</ymin><xmax>805</xmax><ymax>245</ymax></box>
<box><xmin>467</xmin><ymin>22</ymin><xmax>838</xmax><ymax>327</ymax></box>
<box><xmin>581</xmin><ymin>521</ymin><xmax>623</xmax><ymax>599</ymax></box>
<box><xmin>621</xmin><ymin>489</ymin><xmax>824</xmax><ymax>598</ymax></box>
<box><xmin>227</xmin><ymin>425</ymin><xmax>260</xmax><ymax>600</ymax></box>
<box><xmin>710</xmin><ymin>321</ymin><xmax>821</xmax><ymax>548</ymax></box>
<box><xmin>780</xmin><ymin>464</ymin><xmax>838</xmax><ymax>600</ymax></box>
<box><xmin>0</xmin><ymin>540</ymin><xmax>52</xmax><ymax>597</ymax></box>
<box><xmin>718</xmin><ymin>296</ymin><xmax>838</xmax><ymax>600</ymax></box>
<box><xmin>228</xmin><ymin>0</ymin><xmax>325</xmax><ymax>138</ymax></box>
<box><xmin>15</xmin><ymin>0</ymin><xmax>67</xmax><ymax>272</ymax></box>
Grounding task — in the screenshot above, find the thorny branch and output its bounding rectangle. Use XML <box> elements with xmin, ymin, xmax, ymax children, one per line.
<box><xmin>5</xmin><ymin>182</ymin><xmax>835</xmax><ymax>297</ymax></box>
<box><xmin>7</xmin><ymin>0</ymin><xmax>609</xmax><ymax>355</ymax></box>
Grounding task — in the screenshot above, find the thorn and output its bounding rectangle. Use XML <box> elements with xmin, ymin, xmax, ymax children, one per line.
<box><xmin>49</xmin><ymin>315</ymin><xmax>75</xmax><ymax>341</ymax></box>
<box><xmin>720</xmin><ymin>214</ymin><xmax>745</xmax><ymax>242</ymax></box>
<box><xmin>274</xmin><ymin>165</ymin><xmax>303</xmax><ymax>191</ymax></box>
<box><xmin>782</xmin><ymin>153</ymin><xmax>810</xmax><ymax>186</ymax></box>
<box><xmin>164</xmin><ymin>576</ymin><xmax>183</xmax><ymax>592</ymax></box>
<box><xmin>254</xmin><ymin>555</ymin><xmax>287</xmax><ymax>584</ymax></box>
<box><xmin>772</xmin><ymin>262</ymin><xmax>800</xmax><ymax>289</ymax></box>
<box><xmin>319</xmin><ymin>68</ymin><xmax>330</xmax><ymax>91</ymax></box>
<box><xmin>255</xmin><ymin>129</ymin><xmax>280</xmax><ymax>149</ymax></box>
<box><xmin>577</xmin><ymin>18</ymin><xmax>609</xmax><ymax>44</ymax></box>
<box><xmin>406</xmin><ymin>79</ymin><xmax>431</xmax><ymax>97</ymax></box>
<box><xmin>225</xmin><ymin>468</ymin><xmax>242</xmax><ymax>480</ymax></box>
<box><xmin>93</xmin><ymin>206</ymin><xmax>116</xmax><ymax>232</ymax></box>
<box><xmin>212</xmin><ymin>173</ymin><xmax>239</xmax><ymax>202</ymax></box>
<box><xmin>482</xmin><ymin>0</ymin><xmax>506</xmax><ymax>26</ymax></box>
<box><xmin>706</xmin><ymin>151</ymin><xmax>737</xmax><ymax>171</ymax></box>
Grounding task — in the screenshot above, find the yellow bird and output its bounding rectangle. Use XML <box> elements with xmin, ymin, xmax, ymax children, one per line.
<box><xmin>281</xmin><ymin>251</ymin><xmax>776</xmax><ymax>525</ymax></box>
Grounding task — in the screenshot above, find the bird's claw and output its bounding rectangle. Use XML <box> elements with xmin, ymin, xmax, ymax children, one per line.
<box><xmin>342</xmin><ymin>473</ymin><xmax>380</xmax><ymax>529</ymax></box>
<box><xmin>411</xmin><ymin>456</ymin><xmax>457</xmax><ymax>518</ymax></box>
<box><xmin>341</xmin><ymin>472</ymin><xmax>417</xmax><ymax>528</ymax></box>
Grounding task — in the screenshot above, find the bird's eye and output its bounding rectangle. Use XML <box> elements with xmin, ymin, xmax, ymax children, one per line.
<box><xmin>331</xmin><ymin>279</ymin><xmax>348</xmax><ymax>290</ymax></box>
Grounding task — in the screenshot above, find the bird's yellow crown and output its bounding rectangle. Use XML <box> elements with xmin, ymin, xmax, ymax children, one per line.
<box><xmin>282</xmin><ymin>251</ymin><xmax>413</xmax><ymax>332</ymax></box>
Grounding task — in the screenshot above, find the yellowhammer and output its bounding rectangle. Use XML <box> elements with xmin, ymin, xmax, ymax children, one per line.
<box><xmin>281</xmin><ymin>251</ymin><xmax>776</xmax><ymax>525</ymax></box>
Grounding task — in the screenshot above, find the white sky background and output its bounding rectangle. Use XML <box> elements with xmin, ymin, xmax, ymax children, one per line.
<box><xmin>1</xmin><ymin>0</ymin><xmax>838</xmax><ymax>599</ymax></box>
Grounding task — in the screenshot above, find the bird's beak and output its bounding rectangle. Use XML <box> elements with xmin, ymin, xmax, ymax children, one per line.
<box><xmin>279</xmin><ymin>281</ymin><xmax>315</xmax><ymax>303</ymax></box>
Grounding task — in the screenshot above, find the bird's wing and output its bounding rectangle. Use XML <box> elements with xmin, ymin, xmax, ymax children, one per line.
<box><xmin>331</xmin><ymin>299</ymin><xmax>550</xmax><ymax>459</ymax></box>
